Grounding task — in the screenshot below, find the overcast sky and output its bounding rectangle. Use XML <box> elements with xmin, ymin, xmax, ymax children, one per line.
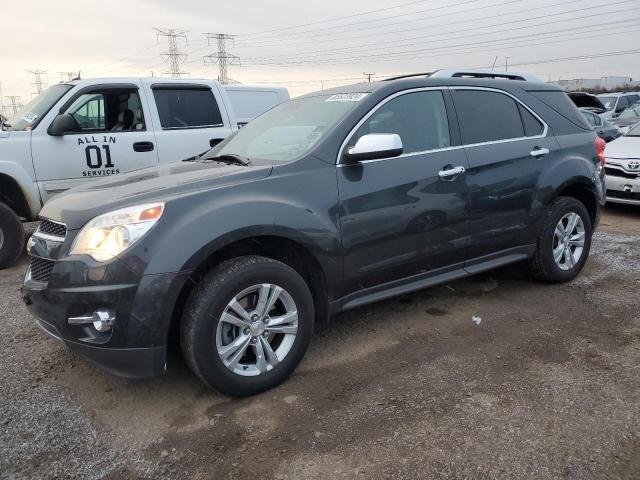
<box><xmin>2</xmin><ymin>0</ymin><xmax>639</xmax><ymax>103</ymax></box>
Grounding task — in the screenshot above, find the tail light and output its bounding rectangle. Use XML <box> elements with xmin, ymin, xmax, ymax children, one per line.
<box><xmin>595</xmin><ymin>137</ymin><xmax>606</xmax><ymax>167</ymax></box>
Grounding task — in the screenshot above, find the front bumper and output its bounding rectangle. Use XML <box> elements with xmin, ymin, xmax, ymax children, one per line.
<box><xmin>605</xmin><ymin>173</ymin><xmax>640</xmax><ymax>205</ymax></box>
<box><xmin>22</xmin><ymin>258</ymin><xmax>192</xmax><ymax>378</ymax></box>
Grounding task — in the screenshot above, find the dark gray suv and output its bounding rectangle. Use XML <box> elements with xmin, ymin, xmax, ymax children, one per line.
<box><xmin>22</xmin><ymin>74</ymin><xmax>606</xmax><ymax>396</ymax></box>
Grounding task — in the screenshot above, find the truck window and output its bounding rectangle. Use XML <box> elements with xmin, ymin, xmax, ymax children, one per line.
<box><xmin>63</xmin><ymin>88</ymin><xmax>145</xmax><ymax>132</ymax></box>
<box><xmin>152</xmin><ymin>87</ymin><xmax>223</xmax><ymax>129</ymax></box>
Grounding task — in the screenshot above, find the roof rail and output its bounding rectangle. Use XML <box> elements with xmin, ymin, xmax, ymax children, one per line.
<box><xmin>383</xmin><ymin>69</ymin><xmax>543</xmax><ymax>83</ymax></box>
<box><xmin>429</xmin><ymin>69</ymin><xmax>542</xmax><ymax>82</ymax></box>
<box><xmin>383</xmin><ymin>72</ymin><xmax>433</xmax><ymax>81</ymax></box>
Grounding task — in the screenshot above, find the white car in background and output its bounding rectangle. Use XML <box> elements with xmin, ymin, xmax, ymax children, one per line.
<box><xmin>604</xmin><ymin>122</ymin><xmax>640</xmax><ymax>205</ymax></box>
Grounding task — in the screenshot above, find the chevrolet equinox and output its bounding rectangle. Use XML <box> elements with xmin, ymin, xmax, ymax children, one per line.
<box><xmin>22</xmin><ymin>74</ymin><xmax>606</xmax><ymax>396</ymax></box>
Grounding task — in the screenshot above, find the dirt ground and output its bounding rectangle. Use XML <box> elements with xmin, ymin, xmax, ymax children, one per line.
<box><xmin>1</xmin><ymin>204</ymin><xmax>639</xmax><ymax>480</ymax></box>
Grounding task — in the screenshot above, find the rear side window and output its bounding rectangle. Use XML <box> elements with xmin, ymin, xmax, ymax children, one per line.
<box><xmin>453</xmin><ymin>90</ymin><xmax>525</xmax><ymax>144</ymax></box>
<box><xmin>153</xmin><ymin>87</ymin><xmax>223</xmax><ymax>129</ymax></box>
<box><xmin>529</xmin><ymin>90</ymin><xmax>591</xmax><ymax>129</ymax></box>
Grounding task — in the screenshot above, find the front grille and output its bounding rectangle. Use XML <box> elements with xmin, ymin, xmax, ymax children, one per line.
<box><xmin>607</xmin><ymin>190</ymin><xmax>640</xmax><ymax>201</ymax></box>
<box><xmin>30</xmin><ymin>257</ymin><xmax>56</xmax><ymax>283</ymax></box>
<box><xmin>38</xmin><ymin>218</ymin><xmax>67</xmax><ymax>238</ymax></box>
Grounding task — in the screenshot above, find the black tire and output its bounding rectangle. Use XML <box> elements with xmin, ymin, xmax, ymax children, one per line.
<box><xmin>0</xmin><ymin>202</ymin><xmax>25</xmax><ymax>269</ymax></box>
<box><xmin>529</xmin><ymin>196</ymin><xmax>592</xmax><ymax>283</ymax></box>
<box><xmin>180</xmin><ymin>255</ymin><xmax>315</xmax><ymax>397</ymax></box>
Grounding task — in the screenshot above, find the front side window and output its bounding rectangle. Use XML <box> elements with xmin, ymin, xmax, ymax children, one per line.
<box><xmin>67</xmin><ymin>93</ymin><xmax>105</xmax><ymax>130</ymax></box>
<box><xmin>350</xmin><ymin>90</ymin><xmax>451</xmax><ymax>155</ymax></box>
<box><xmin>616</xmin><ymin>96</ymin><xmax>629</xmax><ymax>112</ymax></box>
<box><xmin>153</xmin><ymin>87</ymin><xmax>223</xmax><ymax>129</ymax></box>
<box><xmin>63</xmin><ymin>88</ymin><xmax>144</xmax><ymax>132</ymax></box>
<box><xmin>454</xmin><ymin>90</ymin><xmax>528</xmax><ymax>144</ymax></box>
<box><xmin>619</xmin><ymin>106</ymin><xmax>640</xmax><ymax>119</ymax></box>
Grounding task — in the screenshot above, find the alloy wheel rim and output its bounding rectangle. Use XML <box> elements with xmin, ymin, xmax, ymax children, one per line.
<box><xmin>552</xmin><ymin>212</ymin><xmax>585</xmax><ymax>271</ymax></box>
<box><xmin>216</xmin><ymin>283</ymin><xmax>298</xmax><ymax>377</ymax></box>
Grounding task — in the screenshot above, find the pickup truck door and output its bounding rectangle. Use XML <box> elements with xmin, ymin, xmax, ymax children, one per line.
<box><xmin>143</xmin><ymin>82</ymin><xmax>234</xmax><ymax>163</ymax></box>
<box><xmin>30</xmin><ymin>82</ymin><xmax>158</xmax><ymax>202</ymax></box>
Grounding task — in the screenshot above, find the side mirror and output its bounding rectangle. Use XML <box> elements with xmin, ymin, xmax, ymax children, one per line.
<box><xmin>48</xmin><ymin>113</ymin><xmax>78</xmax><ymax>136</ymax></box>
<box><xmin>342</xmin><ymin>133</ymin><xmax>403</xmax><ymax>164</ymax></box>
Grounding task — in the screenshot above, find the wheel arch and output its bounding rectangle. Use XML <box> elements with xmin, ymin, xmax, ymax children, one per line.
<box><xmin>0</xmin><ymin>172</ymin><xmax>37</xmax><ymax>220</ymax></box>
<box><xmin>555</xmin><ymin>180</ymin><xmax>598</xmax><ymax>227</ymax></box>
<box><xmin>166</xmin><ymin>233</ymin><xmax>333</xmax><ymax>346</ymax></box>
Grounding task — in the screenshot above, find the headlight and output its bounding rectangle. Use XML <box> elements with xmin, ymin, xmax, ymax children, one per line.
<box><xmin>70</xmin><ymin>203</ymin><xmax>164</xmax><ymax>262</ymax></box>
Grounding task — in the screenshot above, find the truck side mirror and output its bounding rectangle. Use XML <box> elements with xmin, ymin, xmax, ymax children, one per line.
<box><xmin>342</xmin><ymin>133</ymin><xmax>403</xmax><ymax>164</ymax></box>
<box><xmin>48</xmin><ymin>114</ymin><xmax>79</xmax><ymax>136</ymax></box>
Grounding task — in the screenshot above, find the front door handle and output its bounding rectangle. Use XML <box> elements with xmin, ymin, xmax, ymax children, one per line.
<box><xmin>133</xmin><ymin>141</ymin><xmax>154</xmax><ymax>152</ymax></box>
<box><xmin>530</xmin><ymin>147</ymin><xmax>550</xmax><ymax>157</ymax></box>
<box><xmin>438</xmin><ymin>165</ymin><xmax>466</xmax><ymax>178</ymax></box>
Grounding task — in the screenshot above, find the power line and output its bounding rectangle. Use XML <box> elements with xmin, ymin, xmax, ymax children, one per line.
<box><xmin>239</xmin><ymin>0</ymin><xmax>433</xmax><ymax>38</ymax></box>
<box><xmin>242</xmin><ymin>1</ymin><xmax>638</xmax><ymax>63</ymax></box>
<box><xmin>242</xmin><ymin>15</ymin><xmax>640</xmax><ymax>66</ymax></box>
<box><xmin>203</xmin><ymin>33</ymin><xmax>240</xmax><ymax>84</ymax></box>
<box><xmin>237</xmin><ymin>0</ymin><xmax>487</xmax><ymax>45</ymax></box>
<box><xmin>154</xmin><ymin>28</ymin><xmax>189</xmax><ymax>78</ymax></box>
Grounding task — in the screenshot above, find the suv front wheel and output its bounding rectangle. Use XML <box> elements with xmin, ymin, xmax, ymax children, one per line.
<box><xmin>181</xmin><ymin>255</ymin><xmax>315</xmax><ymax>397</ymax></box>
<box><xmin>529</xmin><ymin>196</ymin><xmax>593</xmax><ymax>283</ymax></box>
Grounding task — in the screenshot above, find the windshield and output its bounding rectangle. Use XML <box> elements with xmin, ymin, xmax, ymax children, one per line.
<box><xmin>597</xmin><ymin>96</ymin><xmax>616</xmax><ymax>111</ymax></box>
<box><xmin>4</xmin><ymin>84</ymin><xmax>73</xmax><ymax>131</ymax></box>
<box><xmin>619</xmin><ymin>105</ymin><xmax>640</xmax><ymax>119</ymax></box>
<box><xmin>204</xmin><ymin>93</ymin><xmax>367</xmax><ymax>163</ymax></box>
<box><xmin>626</xmin><ymin>122</ymin><xmax>640</xmax><ymax>136</ymax></box>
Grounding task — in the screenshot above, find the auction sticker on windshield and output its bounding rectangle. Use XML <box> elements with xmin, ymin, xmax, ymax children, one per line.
<box><xmin>21</xmin><ymin>112</ymin><xmax>38</xmax><ymax>124</ymax></box>
<box><xmin>326</xmin><ymin>93</ymin><xmax>369</xmax><ymax>102</ymax></box>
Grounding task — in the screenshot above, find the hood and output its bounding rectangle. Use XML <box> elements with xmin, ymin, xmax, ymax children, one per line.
<box><xmin>40</xmin><ymin>160</ymin><xmax>272</xmax><ymax>230</ymax></box>
<box><xmin>569</xmin><ymin>92</ymin><xmax>606</xmax><ymax>111</ymax></box>
<box><xmin>605</xmin><ymin>135</ymin><xmax>640</xmax><ymax>160</ymax></box>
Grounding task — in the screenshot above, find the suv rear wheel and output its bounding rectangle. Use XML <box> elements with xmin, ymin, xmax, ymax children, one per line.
<box><xmin>180</xmin><ymin>255</ymin><xmax>315</xmax><ymax>397</ymax></box>
<box><xmin>0</xmin><ymin>202</ymin><xmax>25</xmax><ymax>269</ymax></box>
<box><xmin>529</xmin><ymin>196</ymin><xmax>592</xmax><ymax>283</ymax></box>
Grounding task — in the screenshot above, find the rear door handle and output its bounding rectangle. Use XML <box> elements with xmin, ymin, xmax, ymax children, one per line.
<box><xmin>438</xmin><ymin>165</ymin><xmax>466</xmax><ymax>178</ymax></box>
<box><xmin>133</xmin><ymin>141</ymin><xmax>154</xmax><ymax>152</ymax></box>
<box><xmin>530</xmin><ymin>147</ymin><xmax>549</xmax><ymax>157</ymax></box>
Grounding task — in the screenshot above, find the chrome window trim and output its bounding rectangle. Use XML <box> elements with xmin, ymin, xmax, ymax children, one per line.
<box><xmin>336</xmin><ymin>86</ymin><xmax>549</xmax><ymax>166</ymax></box>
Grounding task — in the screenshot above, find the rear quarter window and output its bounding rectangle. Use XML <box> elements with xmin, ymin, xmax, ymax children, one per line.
<box><xmin>529</xmin><ymin>90</ymin><xmax>591</xmax><ymax>130</ymax></box>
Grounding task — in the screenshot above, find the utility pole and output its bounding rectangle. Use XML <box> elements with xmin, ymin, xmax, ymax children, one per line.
<box><xmin>203</xmin><ymin>33</ymin><xmax>240</xmax><ymax>84</ymax></box>
<box><xmin>27</xmin><ymin>69</ymin><xmax>47</xmax><ymax>96</ymax></box>
<box><xmin>491</xmin><ymin>56</ymin><xmax>498</xmax><ymax>70</ymax></box>
<box><xmin>153</xmin><ymin>28</ymin><xmax>189</xmax><ymax>78</ymax></box>
<box><xmin>363</xmin><ymin>72</ymin><xmax>375</xmax><ymax>83</ymax></box>
<box><xmin>6</xmin><ymin>96</ymin><xmax>22</xmax><ymax>114</ymax></box>
<box><xmin>0</xmin><ymin>81</ymin><xmax>4</xmax><ymax>117</ymax></box>
<box><xmin>505</xmin><ymin>57</ymin><xmax>510</xmax><ymax>72</ymax></box>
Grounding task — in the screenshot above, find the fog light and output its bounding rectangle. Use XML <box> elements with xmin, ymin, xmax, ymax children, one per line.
<box><xmin>68</xmin><ymin>309</ymin><xmax>115</xmax><ymax>333</ymax></box>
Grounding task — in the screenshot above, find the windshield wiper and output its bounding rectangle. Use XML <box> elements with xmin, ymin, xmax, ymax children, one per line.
<box><xmin>202</xmin><ymin>153</ymin><xmax>251</xmax><ymax>166</ymax></box>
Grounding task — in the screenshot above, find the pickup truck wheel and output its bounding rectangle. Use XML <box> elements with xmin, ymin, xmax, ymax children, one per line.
<box><xmin>529</xmin><ymin>197</ymin><xmax>592</xmax><ymax>283</ymax></box>
<box><xmin>181</xmin><ymin>255</ymin><xmax>314</xmax><ymax>397</ymax></box>
<box><xmin>0</xmin><ymin>202</ymin><xmax>25</xmax><ymax>269</ymax></box>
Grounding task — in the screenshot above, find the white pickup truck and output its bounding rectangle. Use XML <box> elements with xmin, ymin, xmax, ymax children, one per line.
<box><xmin>0</xmin><ymin>77</ymin><xmax>289</xmax><ymax>268</ymax></box>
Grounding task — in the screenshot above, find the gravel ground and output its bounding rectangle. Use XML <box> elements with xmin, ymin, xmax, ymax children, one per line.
<box><xmin>1</xmin><ymin>205</ymin><xmax>639</xmax><ymax>479</ymax></box>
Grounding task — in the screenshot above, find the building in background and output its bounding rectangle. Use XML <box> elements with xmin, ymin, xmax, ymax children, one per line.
<box><xmin>549</xmin><ymin>76</ymin><xmax>639</xmax><ymax>92</ymax></box>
